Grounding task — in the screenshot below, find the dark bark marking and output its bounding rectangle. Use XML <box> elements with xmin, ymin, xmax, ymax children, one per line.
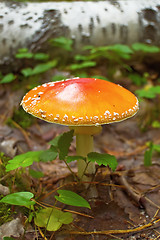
<box><xmin>8</xmin><ymin>20</ymin><xmax>14</xmax><ymax>25</ymax></box>
<box><xmin>143</xmin><ymin>9</ymin><xmax>158</xmax><ymax>22</ymax></box>
<box><xmin>0</xmin><ymin>24</ymin><xmax>3</xmax><ymax>32</ymax></box>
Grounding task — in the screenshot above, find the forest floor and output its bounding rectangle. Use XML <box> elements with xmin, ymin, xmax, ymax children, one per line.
<box><xmin>0</xmin><ymin>66</ymin><xmax>160</xmax><ymax>240</ymax></box>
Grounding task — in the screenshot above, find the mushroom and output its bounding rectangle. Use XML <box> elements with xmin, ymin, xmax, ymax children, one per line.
<box><xmin>21</xmin><ymin>78</ymin><xmax>139</xmax><ymax>180</ymax></box>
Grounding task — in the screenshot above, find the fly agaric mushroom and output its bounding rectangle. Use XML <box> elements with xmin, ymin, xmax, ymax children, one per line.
<box><xmin>21</xmin><ymin>78</ymin><xmax>139</xmax><ymax>179</ymax></box>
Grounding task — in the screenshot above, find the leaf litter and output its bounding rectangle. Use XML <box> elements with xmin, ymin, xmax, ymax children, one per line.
<box><xmin>0</xmin><ymin>82</ymin><xmax>160</xmax><ymax>239</ymax></box>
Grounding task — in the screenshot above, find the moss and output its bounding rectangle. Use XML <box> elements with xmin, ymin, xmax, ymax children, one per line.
<box><xmin>0</xmin><ymin>202</ymin><xmax>13</xmax><ymax>226</ymax></box>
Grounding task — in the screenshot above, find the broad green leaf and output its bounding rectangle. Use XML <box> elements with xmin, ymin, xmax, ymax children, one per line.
<box><xmin>17</xmin><ymin>48</ymin><xmax>29</xmax><ymax>53</ymax></box>
<box><xmin>108</xmin><ymin>44</ymin><xmax>133</xmax><ymax>54</ymax></box>
<box><xmin>107</xmin><ymin>44</ymin><xmax>133</xmax><ymax>59</ymax></box>
<box><xmin>152</xmin><ymin>120</ymin><xmax>160</xmax><ymax>128</ymax></box>
<box><xmin>49</xmin><ymin>134</ymin><xmax>62</xmax><ymax>148</ymax></box>
<box><xmin>58</xmin><ymin>130</ymin><xmax>74</xmax><ymax>160</ymax></box>
<box><xmin>6</xmin><ymin>151</ymin><xmax>43</xmax><ymax>172</ymax></box>
<box><xmin>34</xmin><ymin>208</ymin><xmax>73</xmax><ymax>231</ymax></box>
<box><xmin>55</xmin><ymin>190</ymin><xmax>91</xmax><ymax>209</ymax></box>
<box><xmin>0</xmin><ymin>73</ymin><xmax>16</xmax><ymax>84</ymax></box>
<box><xmin>0</xmin><ymin>192</ymin><xmax>35</xmax><ymax>206</ymax></box>
<box><xmin>87</xmin><ymin>152</ymin><xmax>118</xmax><ymax>171</ymax></box>
<box><xmin>90</xmin><ymin>46</ymin><xmax>108</xmax><ymax>54</ymax></box>
<box><xmin>16</xmin><ymin>52</ymin><xmax>33</xmax><ymax>59</ymax></box>
<box><xmin>29</xmin><ymin>169</ymin><xmax>44</xmax><ymax>179</ymax></box>
<box><xmin>33</xmin><ymin>53</ymin><xmax>49</xmax><ymax>61</ymax></box>
<box><xmin>132</xmin><ymin>43</ymin><xmax>160</xmax><ymax>53</ymax></box>
<box><xmin>136</xmin><ymin>86</ymin><xmax>160</xmax><ymax>99</ymax></box>
<box><xmin>21</xmin><ymin>68</ymin><xmax>33</xmax><ymax>77</ymax></box>
<box><xmin>21</xmin><ymin>60</ymin><xmax>57</xmax><ymax>77</ymax></box>
<box><xmin>50</xmin><ymin>37</ymin><xmax>73</xmax><ymax>51</ymax></box>
<box><xmin>74</xmin><ymin>54</ymin><xmax>90</xmax><ymax>61</ymax></box>
<box><xmin>153</xmin><ymin>144</ymin><xmax>160</xmax><ymax>152</ymax></box>
<box><xmin>66</xmin><ymin>155</ymin><xmax>86</xmax><ymax>163</ymax></box>
<box><xmin>70</xmin><ymin>61</ymin><xmax>96</xmax><ymax>70</ymax></box>
<box><xmin>39</xmin><ymin>146</ymin><xmax>58</xmax><ymax>162</ymax></box>
<box><xmin>31</xmin><ymin>60</ymin><xmax>57</xmax><ymax>75</ymax></box>
<box><xmin>129</xmin><ymin>73</ymin><xmax>147</xmax><ymax>86</ymax></box>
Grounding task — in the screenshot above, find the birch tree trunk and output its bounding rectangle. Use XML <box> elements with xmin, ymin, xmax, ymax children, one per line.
<box><xmin>0</xmin><ymin>0</ymin><xmax>160</xmax><ymax>65</ymax></box>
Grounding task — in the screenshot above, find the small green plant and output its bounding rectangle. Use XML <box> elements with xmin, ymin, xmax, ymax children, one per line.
<box><xmin>21</xmin><ymin>60</ymin><xmax>57</xmax><ymax>77</ymax></box>
<box><xmin>2</xmin><ymin>129</ymin><xmax>117</xmax><ymax>233</ymax></box>
<box><xmin>0</xmin><ymin>186</ymin><xmax>90</xmax><ymax>232</ymax></box>
<box><xmin>136</xmin><ymin>85</ymin><xmax>160</xmax><ymax>99</ymax></box>
<box><xmin>131</xmin><ymin>43</ymin><xmax>160</xmax><ymax>53</ymax></box>
<box><xmin>49</xmin><ymin>37</ymin><xmax>73</xmax><ymax>51</ymax></box>
<box><xmin>144</xmin><ymin>142</ymin><xmax>160</xmax><ymax>166</ymax></box>
<box><xmin>6</xmin><ymin>130</ymin><xmax>117</xmax><ymax>178</ymax></box>
<box><xmin>0</xmin><ymin>73</ymin><xmax>16</xmax><ymax>84</ymax></box>
<box><xmin>152</xmin><ymin>120</ymin><xmax>160</xmax><ymax>128</ymax></box>
<box><xmin>128</xmin><ymin>73</ymin><xmax>147</xmax><ymax>86</ymax></box>
<box><xmin>7</xmin><ymin>108</ymin><xmax>35</xmax><ymax>129</ymax></box>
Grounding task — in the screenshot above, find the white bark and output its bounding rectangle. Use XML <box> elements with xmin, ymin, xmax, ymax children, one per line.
<box><xmin>0</xmin><ymin>0</ymin><xmax>160</xmax><ymax>64</ymax></box>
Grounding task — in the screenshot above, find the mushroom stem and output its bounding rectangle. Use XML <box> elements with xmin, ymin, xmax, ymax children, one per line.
<box><xmin>76</xmin><ymin>134</ymin><xmax>94</xmax><ymax>178</ymax></box>
<box><xmin>71</xmin><ymin>125</ymin><xmax>102</xmax><ymax>179</ymax></box>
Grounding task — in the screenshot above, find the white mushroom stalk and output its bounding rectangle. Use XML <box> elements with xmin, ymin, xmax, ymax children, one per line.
<box><xmin>71</xmin><ymin>126</ymin><xmax>102</xmax><ymax>179</ymax></box>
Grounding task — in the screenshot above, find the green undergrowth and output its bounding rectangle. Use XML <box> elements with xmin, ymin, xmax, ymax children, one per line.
<box><xmin>1</xmin><ymin>37</ymin><xmax>160</xmax><ymax>130</ymax></box>
<box><xmin>0</xmin><ymin>37</ymin><xmax>160</xmax><ymax>238</ymax></box>
<box><xmin>0</xmin><ymin>130</ymin><xmax>118</xmax><ymax>236</ymax></box>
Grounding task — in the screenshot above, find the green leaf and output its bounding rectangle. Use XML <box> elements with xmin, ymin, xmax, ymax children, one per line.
<box><xmin>21</xmin><ymin>60</ymin><xmax>57</xmax><ymax>77</ymax></box>
<box><xmin>108</xmin><ymin>44</ymin><xmax>133</xmax><ymax>54</ymax></box>
<box><xmin>74</xmin><ymin>54</ymin><xmax>90</xmax><ymax>61</ymax></box>
<box><xmin>3</xmin><ymin>237</ymin><xmax>16</xmax><ymax>240</ymax></box>
<box><xmin>39</xmin><ymin>146</ymin><xmax>58</xmax><ymax>162</ymax></box>
<box><xmin>34</xmin><ymin>207</ymin><xmax>73</xmax><ymax>231</ymax></box>
<box><xmin>153</xmin><ymin>144</ymin><xmax>160</xmax><ymax>152</ymax></box>
<box><xmin>32</xmin><ymin>60</ymin><xmax>57</xmax><ymax>75</ymax></box>
<box><xmin>129</xmin><ymin>73</ymin><xmax>147</xmax><ymax>86</ymax></box>
<box><xmin>29</xmin><ymin>169</ymin><xmax>44</xmax><ymax>179</ymax></box>
<box><xmin>6</xmin><ymin>151</ymin><xmax>44</xmax><ymax>172</ymax></box>
<box><xmin>66</xmin><ymin>155</ymin><xmax>86</xmax><ymax>163</ymax></box>
<box><xmin>21</xmin><ymin>68</ymin><xmax>33</xmax><ymax>77</ymax></box>
<box><xmin>136</xmin><ymin>86</ymin><xmax>160</xmax><ymax>99</ymax></box>
<box><xmin>49</xmin><ymin>134</ymin><xmax>62</xmax><ymax>148</ymax></box>
<box><xmin>58</xmin><ymin>130</ymin><xmax>74</xmax><ymax>160</ymax></box>
<box><xmin>87</xmin><ymin>152</ymin><xmax>118</xmax><ymax>171</ymax></box>
<box><xmin>152</xmin><ymin>120</ymin><xmax>160</xmax><ymax>128</ymax></box>
<box><xmin>0</xmin><ymin>73</ymin><xmax>16</xmax><ymax>84</ymax></box>
<box><xmin>17</xmin><ymin>48</ymin><xmax>29</xmax><ymax>53</ymax></box>
<box><xmin>70</xmin><ymin>61</ymin><xmax>96</xmax><ymax>70</ymax></box>
<box><xmin>16</xmin><ymin>52</ymin><xmax>33</xmax><ymax>59</ymax></box>
<box><xmin>55</xmin><ymin>190</ymin><xmax>91</xmax><ymax>209</ymax></box>
<box><xmin>107</xmin><ymin>44</ymin><xmax>133</xmax><ymax>59</ymax></box>
<box><xmin>33</xmin><ymin>53</ymin><xmax>49</xmax><ymax>61</ymax></box>
<box><xmin>132</xmin><ymin>43</ymin><xmax>160</xmax><ymax>53</ymax></box>
<box><xmin>50</xmin><ymin>37</ymin><xmax>73</xmax><ymax>51</ymax></box>
<box><xmin>51</xmin><ymin>75</ymin><xmax>66</xmax><ymax>82</ymax></box>
<box><xmin>0</xmin><ymin>192</ymin><xmax>35</xmax><ymax>206</ymax></box>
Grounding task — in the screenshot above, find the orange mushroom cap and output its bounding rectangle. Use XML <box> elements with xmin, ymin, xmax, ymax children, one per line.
<box><xmin>21</xmin><ymin>78</ymin><xmax>139</xmax><ymax>126</ymax></box>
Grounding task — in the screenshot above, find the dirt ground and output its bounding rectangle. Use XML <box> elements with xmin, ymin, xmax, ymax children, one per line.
<box><xmin>0</xmin><ymin>80</ymin><xmax>160</xmax><ymax>240</ymax></box>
